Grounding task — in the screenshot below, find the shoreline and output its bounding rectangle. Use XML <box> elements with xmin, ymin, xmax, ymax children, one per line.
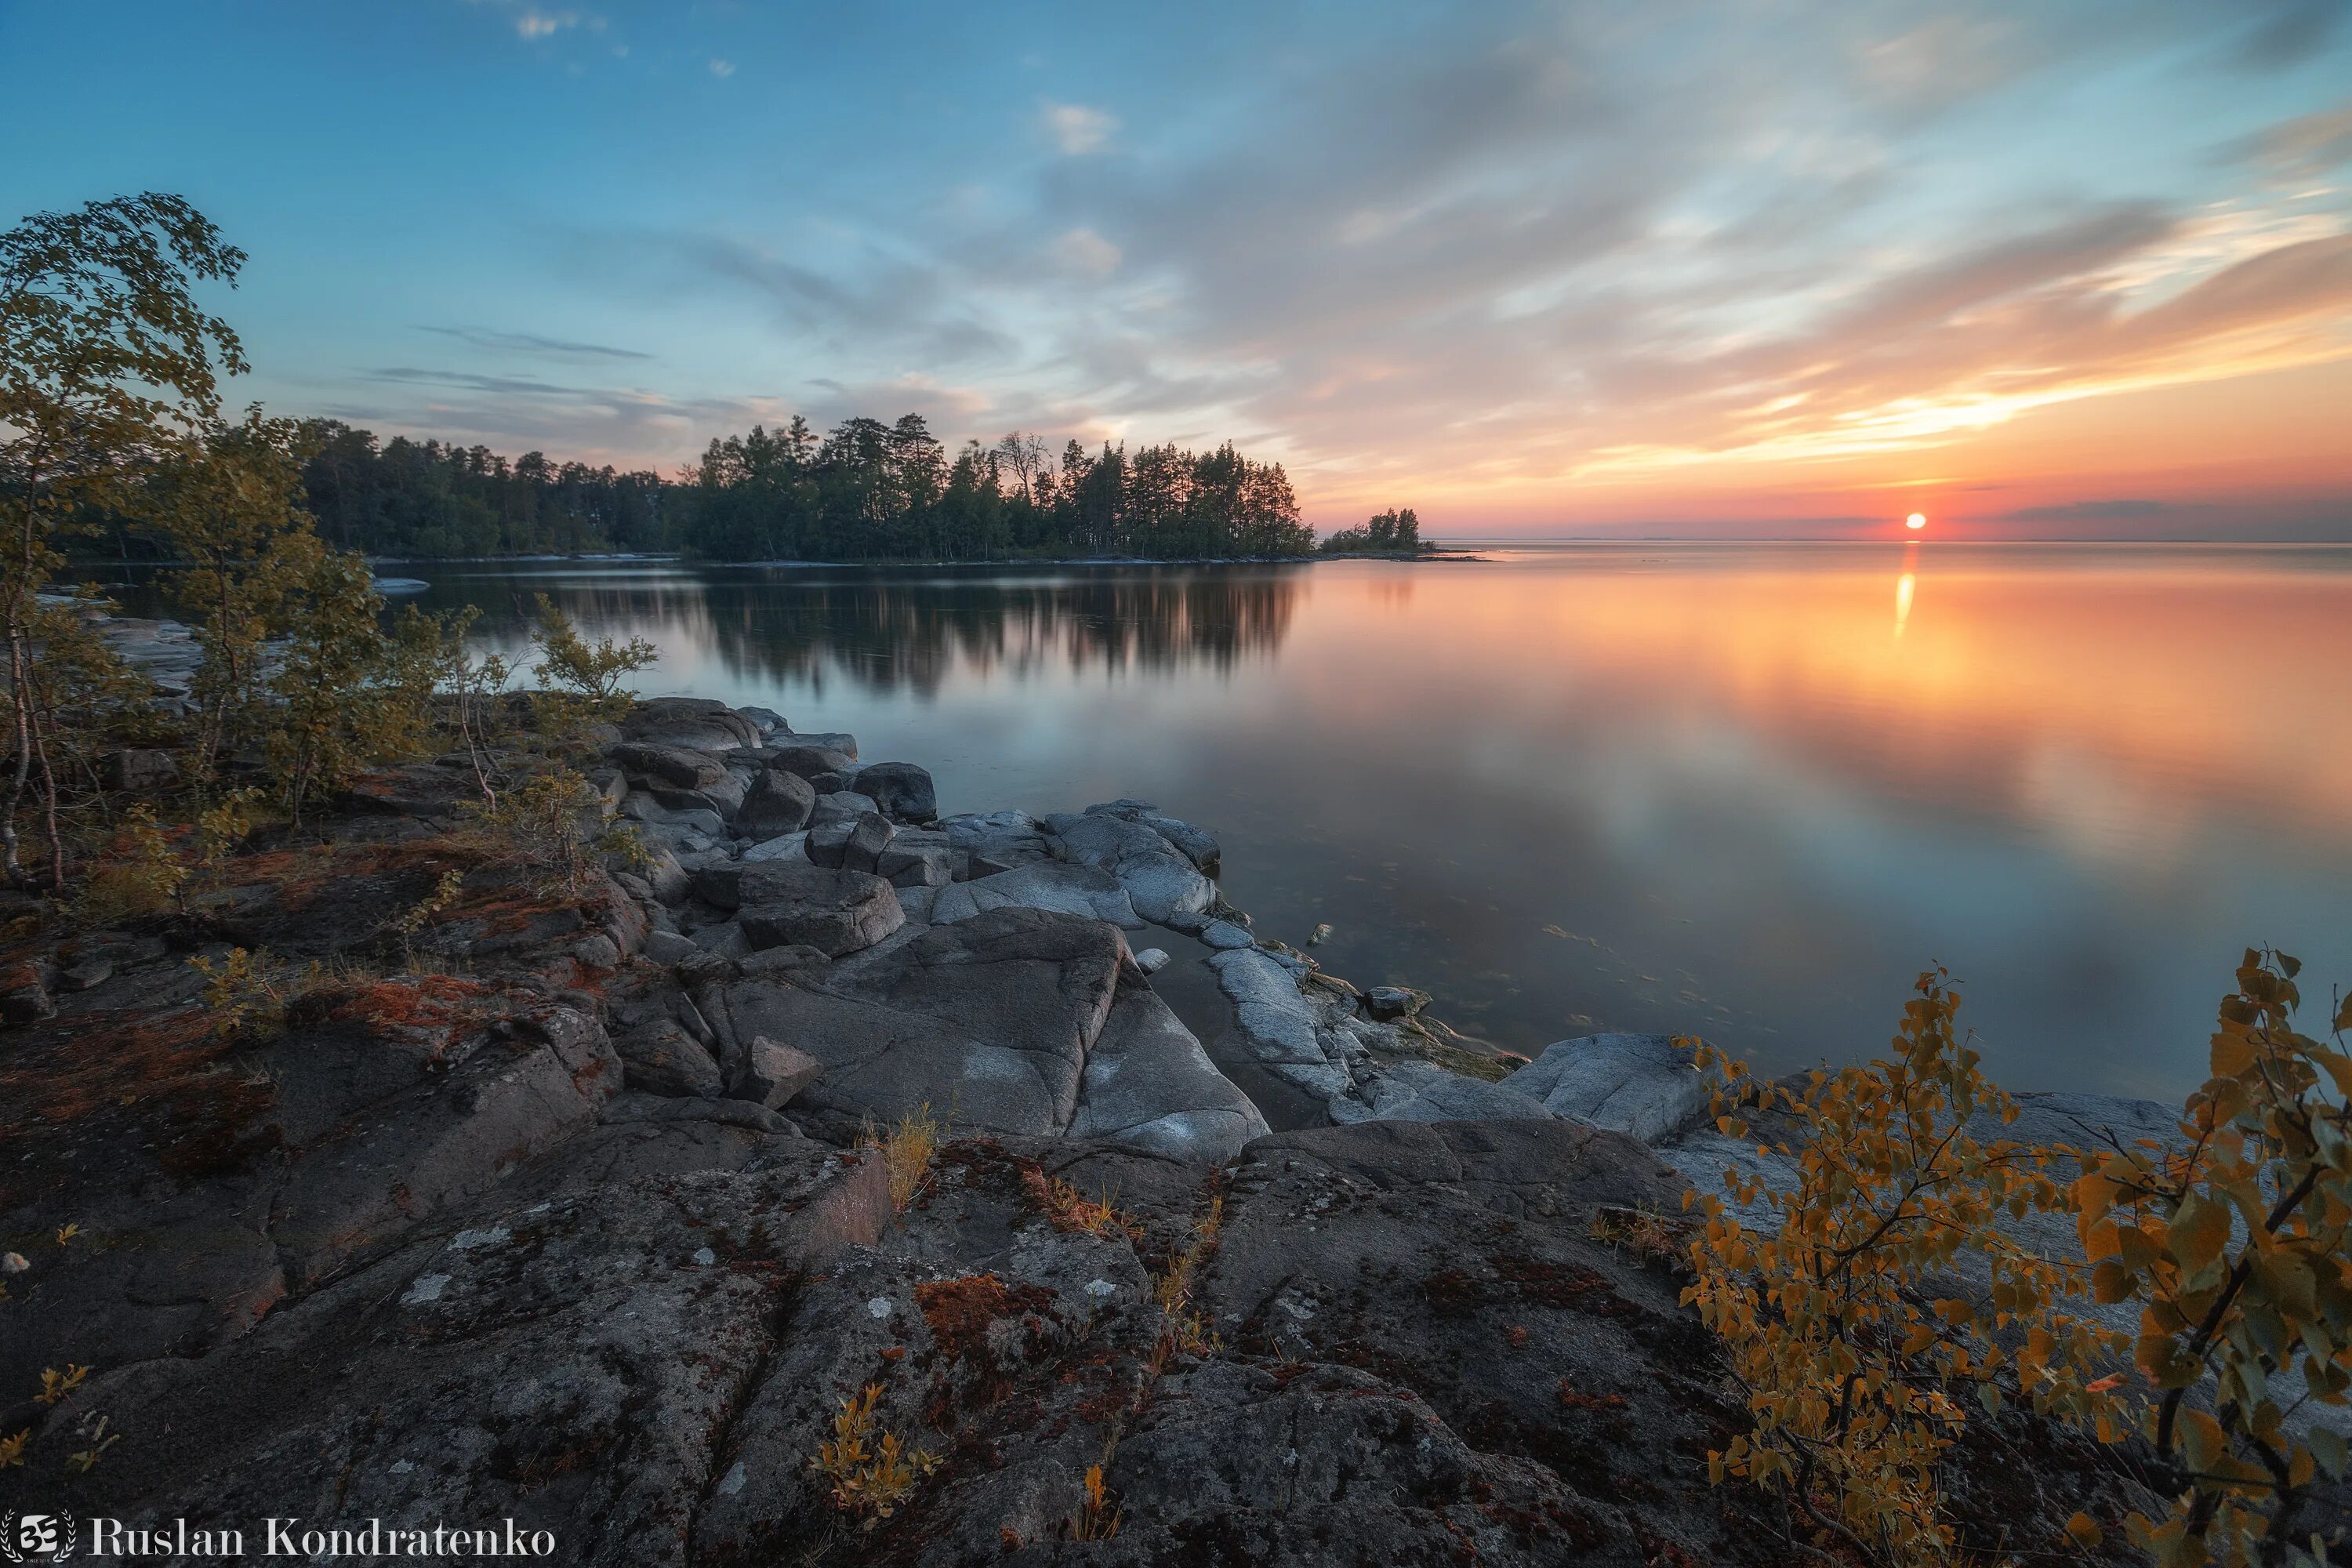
<box><xmin>0</xmin><ymin>648</ymin><xmax>2245</xmax><ymax>1552</ymax></box>
<box><xmin>60</xmin><ymin>548</ymin><xmax>1489</xmax><ymax>573</ymax></box>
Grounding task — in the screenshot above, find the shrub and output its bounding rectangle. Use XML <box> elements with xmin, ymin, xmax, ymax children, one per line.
<box><xmin>1682</xmin><ymin>970</ymin><xmax>2116</xmax><ymax>1563</ymax></box>
<box><xmin>71</xmin><ymin>804</ymin><xmax>185</xmax><ymax>925</ymax></box>
<box><xmin>811</xmin><ymin>1382</ymin><xmax>938</xmax><ymax>1528</ymax></box>
<box><xmin>526</xmin><ymin>595</ymin><xmax>653</xmax><ymax>739</ymax></box>
<box><xmin>2071</xmin><ymin>948</ymin><xmax>2352</xmax><ymax>1566</ymax></box>
<box><xmin>1686</xmin><ymin>953</ymin><xmax>2352</xmax><ymax>1568</ymax></box>
<box><xmin>463</xmin><ymin>767</ymin><xmax>631</xmax><ymax>896</ymax></box>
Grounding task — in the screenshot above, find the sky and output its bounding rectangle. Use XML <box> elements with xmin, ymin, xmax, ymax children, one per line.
<box><xmin>4</xmin><ymin>1</ymin><xmax>2350</xmax><ymax>537</ymax></box>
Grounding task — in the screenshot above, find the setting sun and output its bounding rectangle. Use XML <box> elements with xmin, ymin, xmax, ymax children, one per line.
<box><xmin>1906</xmin><ymin>513</ymin><xmax>1928</xmax><ymax>530</ymax></box>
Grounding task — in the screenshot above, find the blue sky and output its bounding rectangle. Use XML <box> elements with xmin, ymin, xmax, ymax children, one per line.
<box><xmin>5</xmin><ymin>1</ymin><xmax>2350</xmax><ymax>532</ymax></box>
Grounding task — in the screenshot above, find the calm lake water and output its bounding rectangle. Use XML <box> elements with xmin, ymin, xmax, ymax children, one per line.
<box><xmin>117</xmin><ymin>541</ymin><xmax>2352</xmax><ymax>1102</ymax></box>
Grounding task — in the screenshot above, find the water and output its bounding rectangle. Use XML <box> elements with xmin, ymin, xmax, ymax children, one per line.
<box><xmin>104</xmin><ymin>541</ymin><xmax>2352</xmax><ymax>1102</ymax></box>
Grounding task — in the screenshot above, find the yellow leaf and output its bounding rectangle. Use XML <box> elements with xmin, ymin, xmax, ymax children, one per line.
<box><xmin>2209</xmin><ymin>1030</ymin><xmax>2258</xmax><ymax>1077</ymax></box>
<box><xmin>2063</xmin><ymin>1512</ymin><xmax>2103</xmax><ymax>1548</ymax></box>
<box><xmin>2165</xmin><ymin>1192</ymin><xmax>2230</xmax><ymax>1275</ymax></box>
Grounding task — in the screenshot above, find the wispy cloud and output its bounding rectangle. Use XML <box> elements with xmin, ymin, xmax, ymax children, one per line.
<box><xmin>1042</xmin><ymin>102</ymin><xmax>1116</xmax><ymax>155</ymax></box>
<box><xmin>2235</xmin><ymin>101</ymin><xmax>2352</xmax><ymax>178</ymax></box>
<box><xmin>708</xmin><ymin>58</ymin><xmax>735</xmax><ymax>79</ymax></box>
<box><xmin>416</xmin><ymin>325</ymin><xmax>651</xmax><ymax>361</ymax></box>
<box><xmin>514</xmin><ymin>8</ymin><xmax>577</xmax><ymax>41</ymax></box>
<box><xmin>1051</xmin><ymin>227</ymin><xmax>1120</xmax><ymax>277</ymax></box>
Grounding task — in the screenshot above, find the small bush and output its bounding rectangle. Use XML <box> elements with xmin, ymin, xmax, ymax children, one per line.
<box><xmin>811</xmin><ymin>1382</ymin><xmax>938</xmax><ymax>1528</ymax></box>
<box><xmin>71</xmin><ymin>805</ymin><xmax>184</xmax><ymax>925</ymax></box>
<box><xmin>1682</xmin><ymin>970</ymin><xmax>2111</xmax><ymax>1563</ymax></box>
<box><xmin>1067</xmin><ymin>1463</ymin><xmax>1123</xmax><ymax>1541</ymax></box>
<box><xmin>526</xmin><ymin>595</ymin><xmax>654</xmax><ymax>739</ymax></box>
<box><xmin>1686</xmin><ymin>952</ymin><xmax>2352</xmax><ymax>1568</ymax></box>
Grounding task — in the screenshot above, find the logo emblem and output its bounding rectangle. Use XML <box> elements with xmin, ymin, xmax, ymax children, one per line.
<box><xmin>1</xmin><ymin>1511</ymin><xmax>77</xmax><ymax>1563</ymax></box>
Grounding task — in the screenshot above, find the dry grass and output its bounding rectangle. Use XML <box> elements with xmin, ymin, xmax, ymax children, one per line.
<box><xmin>1023</xmin><ymin>1169</ymin><xmax>1140</xmax><ymax>1240</ymax></box>
<box><xmin>861</xmin><ymin>1103</ymin><xmax>943</xmax><ymax>1214</ymax></box>
<box><xmin>1066</xmin><ymin>1463</ymin><xmax>1123</xmax><ymax>1541</ymax></box>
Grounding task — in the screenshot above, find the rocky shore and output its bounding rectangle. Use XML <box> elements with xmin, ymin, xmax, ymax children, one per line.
<box><xmin>0</xmin><ymin>678</ymin><xmax>2226</xmax><ymax>1563</ymax></box>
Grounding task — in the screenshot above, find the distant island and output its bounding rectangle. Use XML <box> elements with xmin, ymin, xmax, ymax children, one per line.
<box><xmin>85</xmin><ymin>417</ymin><xmax>1443</xmax><ymax>565</ymax></box>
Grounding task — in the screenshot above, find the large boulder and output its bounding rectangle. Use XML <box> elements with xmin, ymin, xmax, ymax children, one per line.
<box><xmin>613</xmin><ymin>1018</ymin><xmax>725</xmax><ymax>1098</ymax></box>
<box><xmin>617</xmin><ymin>695</ymin><xmax>760</xmax><ymax>751</ymax></box>
<box><xmin>1045</xmin><ymin>810</ymin><xmax>1215</xmax><ymax>925</ymax></box>
<box><xmin>1504</xmin><ymin>1033</ymin><xmax>1715</xmax><ymax>1143</ymax></box>
<box><xmin>710</xmin><ymin>908</ymin><xmax>1124</xmax><ymax>1136</ymax></box>
<box><xmin>938</xmin><ymin>809</ymin><xmax>1055</xmax><ymax>877</ymax></box>
<box><xmin>1066</xmin><ymin>977</ymin><xmax>1270</xmax><ymax>1161</ymax></box>
<box><xmin>809</xmin><ymin>790</ymin><xmax>880</xmax><ymax>831</ymax></box>
<box><xmin>928</xmin><ymin>860</ymin><xmax>1141</xmax><ymax>927</ymax></box>
<box><xmin>735</xmin><ymin>766</ymin><xmax>817</xmax><ymax>838</ymax></box>
<box><xmin>731</xmin><ymin>863</ymin><xmax>904</xmax><ymax>959</ymax></box>
<box><xmin>764</xmin><ymin>743</ymin><xmax>856</xmax><ymax>780</ymax></box>
<box><xmin>608</xmin><ymin>742</ymin><xmax>727</xmax><ymax>791</ymax></box>
<box><xmin>1082</xmin><ymin>798</ymin><xmax>1221</xmax><ymax>876</ymax></box>
<box><xmin>850</xmin><ymin>760</ymin><xmax>937</xmax><ymax>822</ymax></box>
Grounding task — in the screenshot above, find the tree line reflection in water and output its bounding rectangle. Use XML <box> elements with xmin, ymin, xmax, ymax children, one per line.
<box><xmin>452</xmin><ymin>566</ymin><xmax>1305</xmax><ymax>699</ymax></box>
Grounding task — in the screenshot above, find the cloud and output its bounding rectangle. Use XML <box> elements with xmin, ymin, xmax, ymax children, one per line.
<box><xmin>1051</xmin><ymin>228</ymin><xmax>1120</xmax><ymax>277</ymax></box>
<box><xmin>416</xmin><ymin>325</ymin><xmax>651</xmax><ymax>361</ymax></box>
<box><xmin>341</xmin><ymin>365</ymin><xmax>797</xmax><ymax>467</ymax></box>
<box><xmin>2001</xmin><ymin>499</ymin><xmax>2169</xmax><ymax>522</ymax></box>
<box><xmin>2234</xmin><ymin>101</ymin><xmax>2352</xmax><ymax>178</ymax></box>
<box><xmin>1043</xmin><ymin>103</ymin><xmax>1116</xmax><ymax>155</ymax></box>
<box><xmin>416</xmin><ymin>1</ymin><xmax>2352</xmax><ymax>522</ymax></box>
<box><xmin>514</xmin><ymin>8</ymin><xmax>577</xmax><ymax>41</ymax></box>
<box><xmin>709</xmin><ymin>58</ymin><xmax>735</xmax><ymax>78</ymax></box>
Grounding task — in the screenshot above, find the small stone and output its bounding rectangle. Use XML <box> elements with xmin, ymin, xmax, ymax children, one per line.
<box><xmin>1307</xmin><ymin>923</ymin><xmax>1333</xmax><ymax>946</ymax></box>
<box><xmin>692</xmin><ymin>1247</ymin><xmax>717</xmax><ymax>1267</ymax></box>
<box><xmin>60</xmin><ymin>959</ymin><xmax>114</xmax><ymax>992</ymax></box>
<box><xmin>1133</xmin><ymin>947</ymin><xmax>1171</xmax><ymax>975</ymax></box>
<box><xmin>735</xmin><ymin>1036</ymin><xmax>823</xmax><ymax>1109</ymax></box>
<box><xmin>1363</xmin><ymin>986</ymin><xmax>1426</xmax><ymax>1022</ymax></box>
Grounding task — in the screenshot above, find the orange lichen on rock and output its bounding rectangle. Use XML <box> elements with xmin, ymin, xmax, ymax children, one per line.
<box><xmin>913</xmin><ymin>1273</ymin><xmax>1054</xmax><ymax>1366</ymax></box>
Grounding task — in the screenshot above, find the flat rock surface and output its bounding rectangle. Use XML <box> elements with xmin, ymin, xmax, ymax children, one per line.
<box><xmin>711</xmin><ymin>907</ymin><xmax>1125</xmax><ymax>1135</ymax></box>
<box><xmin>928</xmin><ymin>859</ymin><xmax>1142</xmax><ymax>927</ymax></box>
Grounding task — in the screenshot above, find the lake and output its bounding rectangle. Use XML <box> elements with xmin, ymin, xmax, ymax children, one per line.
<box><xmin>118</xmin><ymin>541</ymin><xmax>2352</xmax><ymax>1102</ymax></box>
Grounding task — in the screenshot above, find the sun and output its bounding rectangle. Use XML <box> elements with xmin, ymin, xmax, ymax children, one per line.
<box><xmin>1904</xmin><ymin>512</ymin><xmax>1927</xmax><ymax>531</ymax></box>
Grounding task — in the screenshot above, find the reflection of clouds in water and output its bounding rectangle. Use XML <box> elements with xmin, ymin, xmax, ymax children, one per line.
<box><xmin>477</xmin><ymin>568</ymin><xmax>1303</xmax><ymax>700</ymax></box>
